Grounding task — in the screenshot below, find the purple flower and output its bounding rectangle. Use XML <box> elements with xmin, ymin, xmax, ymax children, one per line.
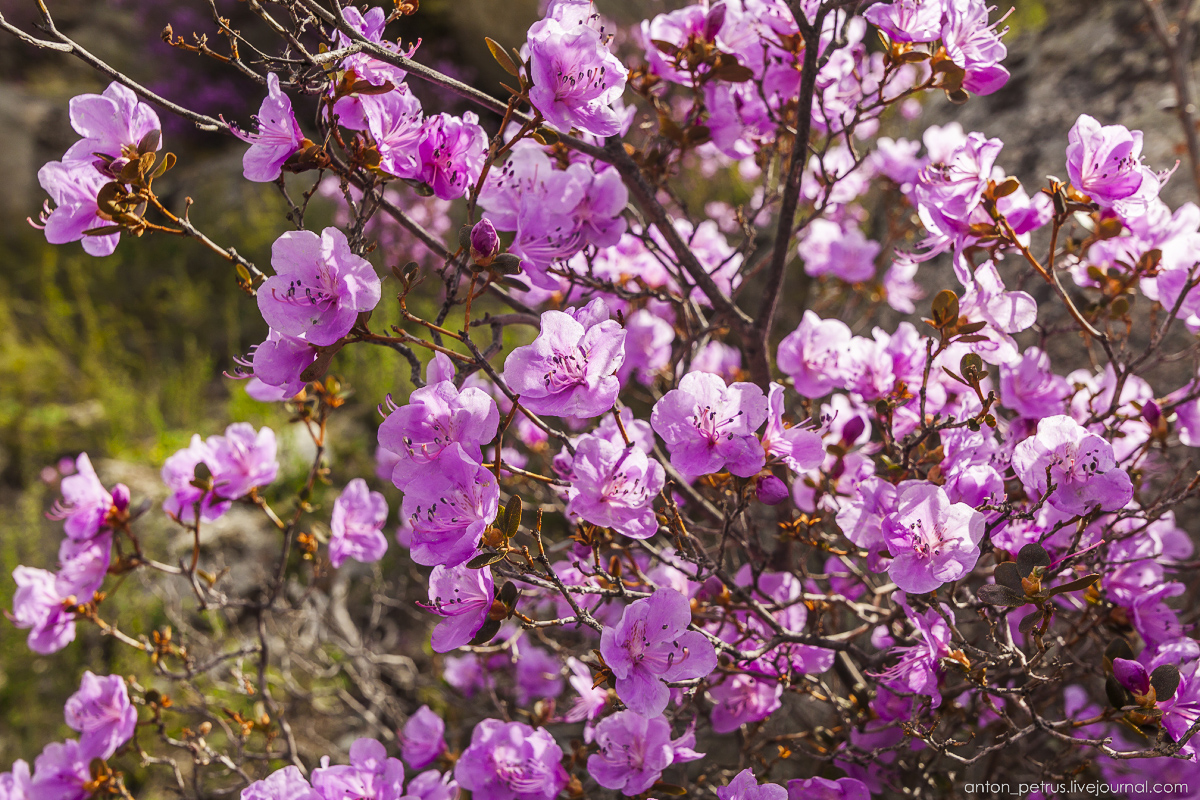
<box><xmin>400</xmin><ymin>706</ymin><xmax>447</xmax><ymax>770</ymax></box>
<box><xmin>330</xmin><ymin>7</ymin><xmax>414</xmax><ymax>130</ymax></box>
<box><xmin>882</xmin><ymin>482</ymin><xmax>985</xmax><ymax>594</ymax></box>
<box><xmin>710</xmin><ymin>673</ymin><xmax>783</xmax><ymax>734</ymax></box>
<box><xmin>786</xmin><ymin>776</ymin><xmax>872</xmax><ymax>800</ymax></box>
<box><xmin>403</xmin><ymin>770</ymin><xmax>460</xmax><ymax>800</ymax></box>
<box><xmin>311</xmin><ymin>738</ymin><xmax>405</xmax><ymax>800</ymax></box>
<box><xmin>0</xmin><ymin>760</ymin><xmax>31</xmax><ymax>800</ymax></box>
<box><xmin>401</xmin><ymin>443</ymin><xmax>499</xmax><ymax>567</ymax></box>
<box><xmin>798</xmin><ymin>219</ymin><xmax>881</xmax><ymax>283</ymax></box>
<box><xmin>425</xmin><ymin>563</ymin><xmax>494</xmax><ymax>652</ymax></box>
<box><xmin>777</xmin><ymin>312</ymin><xmax>853</xmax><ymax>398</ymax></box>
<box><xmin>162</xmin><ymin>424</ymin><xmax>278</xmax><ymax>523</ymax></box>
<box><xmin>1011</xmin><ymin>415</ymin><xmax>1134</xmax><ymax>516</ymax></box>
<box><xmin>258</xmin><ymin>227</ymin><xmax>382</xmax><ymax>347</ymax></box>
<box><xmin>940</xmin><ymin>0</ymin><xmax>1010</xmax><ymax>95</ymax></box>
<box><xmin>864</xmin><ymin>0</ymin><xmax>942</xmax><ymax>43</ymax></box>
<box><xmin>63</xmin><ymin>82</ymin><xmax>161</xmax><ymax>165</ymax></box>
<box><xmin>242</xmin><ymin>329</ymin><xmax>318</xmax><ymax>396</ymax></box>
<box><xmin>599</xmin><ymin>588</ymin><xmax>718</xmax><ymax>717</ymax></box>
<box><xmin>762</xmin><ymin>383</ymin><xmax>825</xmax><ymax>473</ymax></box>
<box><xmin>232</xmin><ymin>72</ymin><xmax>306</xmax><ymax>182</ymax></box>
<box><xmin>587</xmin><ymin>710</ymin><xmax>702</xmax><ymax>795</ymax></box>
<box><xmin>617</xmin><ymin>309</ymin><xmax>674</xmax><ymax>386</ymax></box>
<box><xmin>9</xmin><ymin>566</ymin><xmax>78</xmax><ymax>655</ymax></box>
<box><xmin>1066</xmin><ymin>114</ymin><xmax>1153</xmax><ymax>209</ymax></box>
<box><xmin>241</xmin><ymin>766</ymin><xmax>322</xmax><ymax>800</ymax></box>
<box><xmin>755</xmin><ymin>475</ymin><xmax>789</xmax><ymax>506</ymax></box>
<box><xmin>1113</xmin><ymin>657</ymin><xmax>1153</xmax><ymax>697</ymax></box>
<box><xmin>999</xmin><ymin>347</ymin><xmax>1071</xmax><ymax>419</ymax></box>
<box><xmin>717</xmin><ymin>769</ymin><xmax>788</xmax><ymax>800</ymax></box>
<box><xmin>470</xmin><ymin>219</ymin><xmax>501</xmax><ymax>264</ymax></box>
<box><xmin>872</xmin><ymin>593</ymin><xmax>953</xmax><ymax>707</ymax></box>
<box><xmin>364</xmin><ymin>85</ymin><xmax>426</xmax><ymax>180</ymax></box>
<box><xmin>64</xmin><ymin>671</ymin><xmax>137</xmax><ymax>761</ymax></box>
<box><xmin>50</xmin><ymin>453</ymin><xmax>119</xmax><ymax>541</ymax></box>
<box><xmin>911</xmin><ymin>132</ymin><xmax>1003</xmax><ymax>260</ymax></box>
<box><xmin>502</xmin><ymin>299</ymin><xmax>626</xmax><ymax>418</ymax></box>
<box><xmin>30</xmin><ymin>739</ymin><xmax>90</xmax><ymax>800</ymax></box>
<box><xmin>527</xmin><ymin>0</ymin><xmax>628</xmax><ymax>137</ymax></box>
<box><xmin>413</xmin><ymin>112</ymin><xmax>487</xmax><ymax>200</ymax></box>
<box><xmin>563</xmin><ymin>657</ymin><xmax>609</xmax><ymax>723</ymax></box>
<box><xmin>329</xmin><ymin>478</ymin><xmax>389</xmax><ymax>568</ymax></box>
<box><xmin>377</xmin><ymin>378</ymin><xmax>499</xmax><ymax>491</ymax></box>
<box><xmin>454</xmin><ymin>719</ymin><xmax>568</xmax><ymax>800</ymax></box>
<box><xmin>515</xmin><ymin>646</ymin><xmax>565</xmax><ymax>706</ymax></box>
<box><xmin>35</xmin><ymin>159</ymin><xmax>120</xmax><ymax>256</ymax></box>
<box><xmin>651</xmin><ymin>371</ymin><xmax>768</xmax><ymax>478</ymax></box>
<box><xmin>162</xmin><ymin>434</ymin><xmax>227</xmax><ymax>522</ymax></box>
<box><xmin>565</xmin><ymin>433</ymin><xmax>665</xmax><ymax>539</ymax></box>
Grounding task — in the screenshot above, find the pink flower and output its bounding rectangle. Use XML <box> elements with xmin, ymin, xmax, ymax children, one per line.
<box><xmin>241</xmin><ymin>766</ymin><xmax>321</xmax><ymax>800</ymax></box>
<box><xmin>565</xmin><ymin>433</ymin><xmax>665</xmax><ymax>539</ymax></box>
<box><xmin>413</xmin><ymin>112</ymin><xmax>487</xmax><ymax>201</ymax></box>
<box><xmin>424</xmin><ymin>563</ymin><xmax>494</xmax><ymax>652</ymax></box>
<box><xmin>34</xmin><ymin>159</ymin><xmax>120</xmax><ymax>256</ymax></box>
<box><xmin>30</xmin><ymin>739</ymin><xmax>91</xmax><ymax>800</ymax></box>
<box><xmin>718</xmin><ymin>769</ymin><xmax>787</xmax><ymax>800</ymax></box>
<box><xmin>311</xmin><ymin>738</ymin><xmax>405</xmax><ymax>800</ymax></box>
<box><xmin>454</xmin><ymin>719</ymin><xmax>568</xmax><ymax>800</ymax></box>
<box><xmin>940</xmin><ymin>0</ymin><xmax>1010</xmax><ymax>96</ymax></box>
<box><xmin>49</xmin><ymin>453</ymin><xmax>122</xmax><ymax>541</ymax></box>
<box><xmin>64</xmin><ymin>671</ymin><xmax>137</xmax><ymax>761</ymax></box>
<box><xmin>864</xmin><ymin>0</ymin><xmax>942</xmax><ymax>43</ymax></box>
<box><xmin>63</xmin><ymin>82</ymin><xmax>161</xmax><ymax>165</ymax></box>
<box><xmin>401</xmin><ymin>443</ymin><xmax>499</xmax><ymax>567</ymax></box>
<box><xmin>599</xmin><ymin>588</ymin><xmax>718</xmax><ymax>717</ymax></box>
<box><xmin>162</xmin><ymin>424</ymin><xmax>278</xmax><ymax>523</ymax></box>
<box><xmin>258</xmin><ymin>227</ymin><xmax>382</xmax><ymax>347</ymax></box>
<box><xmin>1011</xmin><ymin>415</ymin><xmax>1134</xmax><ymax>516</ymax></box>
<box><xmin>232</xmin><ymin>72</ymin><xmax>305</xmax><ymax>182</ymax></box>
<box><xmin>651</xmin><ymin>371</ymin><xmax>768</xmax><ymax>478</ymax></box>
<box><xmin>9</xmin><ymin>566</ymin><xmax>79</xmax><ymax>655</ymax></box>
<box><xmin>502</xmin><ymin>299</ymin><xmax>626</xmax><ymax>419</ymax></box>
<box><xmin>527</xmin><ymin>0</ymin><xmax>628</xmax><ymax>137</ymax></box>
<box><xmin>777</xmin><ymin>311</ymin><xmax>853</xmax><ymax>398</ymax></box>
<box><xmin>364</xmin><ymin>85</ymin><xmax>426</xmax><ymax>180</ymax></box>
<box><xmin>587</xmin><ymin>710</ymin><xmax>704</xmax><ymax>795</ymax></box>
<box><xmin>0</xmin><ymin>760</ymin><xmax>31</xmax><ymax>800</ymax></box>
<box><xmin>328</xmin><ymin>479</ymin><xmax>389</xmax><ymax>568</ymax></box>
<box><xmin>709</xmin><ymin>674</ymin><xmax>783</xmax><ymax>734</ymax></box>
<box><xmin>999</xmin><ymin>347</ymin><xmax>1071</xmax><ymax>419</ymax></box>
<box><xmin>400</xmin><ymin>706</ymin><xmax>447</xmax><ymax>770</ymax></box>
<box><xmin>762</xmin><ymin>383</ymin><xmax>825</xmax><ymax>473</ymax></box>
<box><xmin>786</xmin><ymin>775</ymin><xmax>872</xmax><ymax>800</ymax></box>
<box><xmin>881</xmin><ymin>481</ymin><xmax>985</xmax><ymax>594</ymax></box>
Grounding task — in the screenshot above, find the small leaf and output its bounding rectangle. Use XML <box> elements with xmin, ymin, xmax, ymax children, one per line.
<box><xmin>500</xmin><ymin>276</ymin><xmax>531</xmax><ymax>293</ymax></box>
<box><xmin>498</xmin><ymin>580</ymin><xmax>519</xmax><ymax>609</ymax></box>
<box><xmin>151</xmin><ymin>151</ymin><xmax>177</xmax><ymax>179</ymax></box>
<box><xmin>977</xmin><ymin>584</ymin><xmax>1029</xmax><ymax>607</ymax></box>
<box><xmin>138</xmin><ymin>129</ymin><xmax>161</xmax><ymax>155</ymax></box>
<box><xmin>1105</xmin><ymin>638</ymin><xmax>1135</xmax><ymax>667</ymax></box>
<box><xmin>651</xmin><ymin>39</ymin><xmax>680</xmax><ymax>56</ymax></box>
<box><xmin>503</xmin><ymin>495</ymin><xmax>522</xmax><ymax>538</ymax></box>
<box><xmin>896</xmin><ymin>50</ymin><xmax>931</xmax><ymax>63</ymax></box>
<box><xmin>1106</xmin><ymin>674</ymin><xmax>1131</xmax><ymax>709</ymax></box>
<box><xmin>467</xmin><ymin>551</ymin><xmax>507</xmax><ymax>569</ymax></box>
<box><xmin>709</xmin><ymin>62</ymin><xmax>755</xmax><ymax>82</ymax></box>
<box><xmin>1046</xmin><ymin>573</ymin><xmax>1100</xmax><ymax>597</ymax></box>
<box><xmin>1018</xmin><ymin>609</ymin><xmax>1042</xmax><ymax>634</ymax></box>
<box><xmin>931</xmin><ymin>289</ymin><xmax>959</xmax><ymax>328</ymax></box>
<box><xmin>946</xmin><ymin>87</ymin><xmax>970</xmax><ymax>104</ymax></box>
<box><xmin>532</xmin><ymin>127</ymin><xmax>560</xmax><ymax>145</ymax></box>
<box><xmin>83</xmin><ymin>225</ymin><xmax>124</xmax><ymax>236</ymax></box>
<box><xmin>492</xmin><ymin>253</ymin><xmax>524</xmax><ymax>274</ymax></box>
<box><xmin>1016</xmin><ymin>543</ymin><xmax>1051</xmax><ymax>578</ymax></box>
<box><xmin>651</xmin><ymin>783</ymin><xmax>688</xmax><ymax>797</ymax></box>
<box><xmin>993</xmin><ymin>176</ymin><xmax>1021</xmax><ymax>198</ymax></box>
<box><xmin>959</xmin><ymin>352</ymin><xmax>984</xmax><ymax>383</ymax></box>
<box><xmin>236</xmin><ymin>263</ymin><xmax>252</xmax><ymax>284</ymax></box>
<box><xmin>469</xmin><ymin>617</ymin><xmax>502</xmax><ymax>646</ymax></box>
<box><xmin>993</xmin><ymin>561</ymin><xmax>1023</xmax><ymax>592</ymax></box>
<box><xmin>485</xmin><ymin>37</ymin><xmax>520</xmax><ymax>76</ymax></box>
<box><xmin>1151</xmin><ymin>664</ymin><xmax>1181</xmax><ymax>700</ymax></box>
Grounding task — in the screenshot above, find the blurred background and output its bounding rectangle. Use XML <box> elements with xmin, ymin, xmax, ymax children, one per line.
<box><xmin>0</xmin><ymin>0</ymin><xmax>1196</xmax><ymax>775</ymax></box>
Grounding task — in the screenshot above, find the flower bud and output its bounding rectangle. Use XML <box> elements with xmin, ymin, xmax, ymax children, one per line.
<box><xmin>470</xmin><ymin>219</ymin><xmax>500</xmax><ymax>267</ymax></box>
<box><xmin>841</xmin><ymin>415</ymin><xmax>866</xmax><ymax>446</ymax></box>
<box><xmin>703</xmin><ymin>2</ymin><xmax>727</xmax><ymax>40</ymax></box>
<box><xmin>1142</xmin><ymin>400</ymin><xmax>1161</xmax><ymax>426</ymax></box>
<box><xmin>756</xmin><ymin>475</ymin><xmax>789</xmax><ymax>506</ymax></box>
<box><xmin>110</xmin><ymin>483</ymin><xmax>131</xmax><ymax>512</ymax></box>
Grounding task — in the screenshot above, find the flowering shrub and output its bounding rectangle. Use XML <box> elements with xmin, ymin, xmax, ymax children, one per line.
<box><xmin>6</xmin><ymin>0</ymin><xmax>1200</xmax><ymax>797</ymax></box>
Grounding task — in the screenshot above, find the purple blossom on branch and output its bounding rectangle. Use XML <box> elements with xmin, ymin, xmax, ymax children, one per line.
<box><xmin>651</xmin><ymin>371</ymin><xmax>768</xmax><ymax>478</ymax></box>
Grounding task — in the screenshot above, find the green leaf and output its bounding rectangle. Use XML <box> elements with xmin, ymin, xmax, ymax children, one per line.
<box><xmin>485</xmin><ymin>37</ymin><xmax>520</xmax><ymax>76</ymax></box>
<box><xmin>931</xmin><ymin>289</ymin><xmax>959</xmax><ymax>327</ymax></box>
<box><xmin>467</xmin><ymin>551</ymin><xmax>507</xmax><ymax>569</ymax></box>
<box><xmin>502</xmin><ymin>495</ymin><xmax>522</xmax><ymax>538</ymax></box>
<box><xmin>1017</xmin><ymin>609</ymin><xmax>1042</xmax><ymax>634</ymax></box>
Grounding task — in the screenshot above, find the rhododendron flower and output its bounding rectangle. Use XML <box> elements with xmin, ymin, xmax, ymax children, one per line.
<box><xmin>424</xmin><ymin>563</ymin><xmax>494</xmax><ymax>652</ymax></box>
<box><xmin>515</xmin><ymin>646</ymin><xmax>565</xmax><ymax>705</ymax></box>
<box><xmin>651</xmin><ymin>371</ymin><xmax>768</xmax><ymax>478</ymax></box>
<box><xmin>35</xmin><ymin>159</ymin><xmax>120</xmax><ymax>256</ymax></box>
<box><xmin>50</xmin><ymin>453</ymin><xmax>122</xmax><ymax>541</ymax></box>
<box><xmin>404</xmin><ymin>770</ymin><xmax>460</xmax><ymax>800</ymax></box>
<box><xmin>0</xmin><ymin>760</ymin><xmax>31</xmax><ymax>800</ymax></box>
<box><xmin>364</xmin><ymin>85</ymin><xmax>426</xmax><ymax>180</ymax></box>
<box><xmin>454</xmin><ymin>719</ymin><xmax>568</xmax><ymax>800</ymax></box>
<box><xmin>329</xmin><ymin>479</ymin><xmax>389</xmax><ymax>568</ymax></box>
<box><xmin>563</xmin><ymin>656</ymin><xmax>609</xmax><ymax>723</ymax></box>
<box><xmin>999</xmin><ymin>347</ymin><xmax>1071</xmax><ymax>419</ymax></box>
<box><xmin>587</xmin><ymin>710</ymin><xmax>703</xmax><ymax>795</ymax></box>
<box><xmin>311</xmin><ymin>738</ymin><xmax>405</xmax><ymax>800</ymax></box>
<box><xmin>30</xmin><ymin>739</ymin><xmax>91</xmax><ymax>800</ymax></box>
<box><xmin>258</xmin><ymin>227</ymin><xmax>382</xmax><ymax>347</ymax></box>
<box><xmin>777</xmin><ymin>312</ymin><xmax>853</xmax><ymax>398</ymax></box>
<box><xmin>63</xmin><ymin>81</ymin><xmax>161</xmax><ymax>165</ymax></box>
<box><xmin>564</xmin><ymin>433</ymin><xmax>665</xmax><ymax>539</ymax></box>
<box><xmin>911</xmin><ymin>132</ymin><xmax>1003</xmax><ymax>262</ymax></box>
<box><xmin>1066</xmin><ymin>114</ymin><xmax>1153</xmax><ymax>209</ymax></box>
<box><xmin>940</xmin><ymin>0</ymin><xmax>1010</xmax><ymax>96</ymax></box>
<box><xmin>786</xmin><ymin>775</ymin><xmax>872</xmax><ymax>800</ymax></box>
<box><xmin>762</xmin><ymin>383</ymin><xmax>825</xmax><ymax>473</ymax></box>
<box><xmin>232</xmin><ymin>72</ymin><xmax>305</xmax><ymax>182</ymax></box>
<box><xmin>241</xmin><ymin>329</ymin><xmax>317</xmax><ymax>396</ymax></box>
<box><xmin>618</xmin><ymin>309</ymin><xmax>674</xmax><ymax>386</ymax></box>
<box><xmin>1011</xmin><ymin>415</ymin><xmax>1134</xmax><ymax>515</ymax></box>
<box><xmin>241</xmin><ymin>765</ymin><xmax>321</xmax><ymax>800</ymax></box>
<box><xmin>400</xmin><ymin>706</ymin><xmax>447</xmax><ymax>770</ymax></box>
<box><xmin>881</xmin><ymin>481</ymin><xmax>985</xmax><ymax>594</ymax></box>
<box><xmin>162</xmin><ymin>424</ymin><xmax>278</xmax><ymax>522</ymax></box>
<box><xmin>599</xmin><ymin>588</ymin><xmax>718</xmax><ymax>716</ymax></box>
<box><xmin>873</xmin><ymin>594</ymin><xmax>953</xmax><ymax>706</ymax></box>
<box><xmin>377</xmin><ymin>375</ymin><xmax>499</xmax><ymax>491</ymax></box>
<box><xmin>401</xmin><ymin>443</ymin><xmax>500</xmax><ymax>567</ymax></box>
<box><xmin>413</xmin><ymin>112</ymin><xmax>487</xmax><ymax>200</ymax></box>
<box><xmin>9</xmin><ymin>566</ymin><xmax>79</xmax><ymax>655</ymax></box>
<box><xmin>718</xmin><ymin>769</ymin><xmax>787</xmax><ymax>800</ymax></box>
<box><xmin>502</xmin><ymin>299</ymin><xmax>626</xmax><ymax>418</ymax></box>
<box><xmin>64</xmin><ymin>671</ymin><xmax>137</xmax><ymax>760</ymax></box>
<box><xmin>526</xmin><ymin>0</ymin><xmax>628</xmax><ymax>137</ymax></box>
<box><xmin>864</xmin><ymin>0</ymin><xmax>942</xmax><ymax>43</ymax></box>
<box><xmin>710</xmin><ymin>673</ymin><xmax>783</xmax><ymax>733</ymax></box>
<box><xmin>330</xmin><ymin>7</ymin><xmax>415</xmax><ymax>130</ymax></box>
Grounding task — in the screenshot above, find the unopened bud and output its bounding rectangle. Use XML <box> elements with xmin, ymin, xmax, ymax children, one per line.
<box><xmin>470</xmin><ymin>218</ymin><xmax>500</xmax><ymax>266</ymax></box>
<box><xmin>1143</xmin><ymin>400</ymin><xmax>1161</xmax><ymax>426</ymax></box>
<box><xmin>110</xmin><ymin>483</ymin><xmax>131</xmax><ymax>513</ymax></box>
<box><xmin>703</xmin><ymin>2</ymin><xmax>727</xmax><ymax>40</ymax></box>
<box><xmin>755</xmin><ymin>475</ymin><xmax>789</xmax><ymax>506</ymax></box>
